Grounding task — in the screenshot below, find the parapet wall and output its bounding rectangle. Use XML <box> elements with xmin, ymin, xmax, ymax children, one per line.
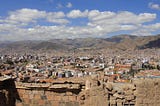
<box><xmin>1</xmin><ymin>78</ymin><xmax>160</xmax><ymax>106</ymax></box>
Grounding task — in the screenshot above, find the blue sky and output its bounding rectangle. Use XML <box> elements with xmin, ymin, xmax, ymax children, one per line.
<box><xmin>0</xmin><ymin>0</ymin><xmax>160</xmax><ymax>41</ymax></box>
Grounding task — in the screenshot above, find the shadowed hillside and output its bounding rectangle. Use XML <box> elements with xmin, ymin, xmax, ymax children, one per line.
<box><xmin>140</xmin><ymin>38</ymin><xmax>160</xmax><ymax>49</ymax></box>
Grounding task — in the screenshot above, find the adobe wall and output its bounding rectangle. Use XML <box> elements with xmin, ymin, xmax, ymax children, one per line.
<box><xmin>1</xmin><ymin>78</ymin><xmax>160</xmax><ymax>106</ymax></box>
<box><xmin>134</xmin><ymin>78</ymin><xmax>160</xmax><ymax>106</ymax></box>
<box><xmin>16</xmin><ymin>88</ymin><xmax>79</xmax><ymax>106</ymax></box>
<box><xmin>15</xmin><ymin>82</ymin><xmax>82</xmax><ymax>106</ymax></box>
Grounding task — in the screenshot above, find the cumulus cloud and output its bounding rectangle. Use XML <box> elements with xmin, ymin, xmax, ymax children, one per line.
<box><xmin>1</xmin><ymin>8</ymin><xmax>68</xmax><ymax>25</ymax></box>
<box><xmin>67</xmin><ymin>10</ymin><xmax>88</xmax><ymax>18</ymax></box>
<box><xmin>149</xmin><ymin>2</ymin><xmax>160</xmax><ymax>10</ymax></box>
<box><xmin>67</xmin><ymin>10</ymin><xmax>156</xmax><ymax>26</ymax></box>
<box><xmin>0</xmin><ymin>8</ymin><xmax>159</xmax><ymax>41</ymax></box>
<box><xmin>88</xmin><ymin>10</ymin><xmax>115</xmax><ymax>21</ymax></box>
<box><xmin>5</xmin><ymin>8</ymin><xmax>46</xmax><ymax>25</ymax></box>
<box><xmin>88</xmin><ymin>11</ymin><xmax>156</xmax><ymax>26</ymax></box>
<box><xmin>46</xmin><ymin>12</ymin><xmax>69</xmax><ymax>24</ymax></box>
<box><xmin>132</xmin><ymin>23</ymin><xmax>160</xmax><ymax>36</ymax></box>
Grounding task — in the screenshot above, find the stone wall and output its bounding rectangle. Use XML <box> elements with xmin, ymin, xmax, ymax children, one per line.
<box><xmin>134</xmin><ymin>79</ymin><xmax>160</xmax><ymax>106</ymax></box>
<box><xmin>1</xmin><ymin>78</ymin><xmax>160</xmax><ymax>106</ymax></box>
<box><xmin>16</xmin><ymin>89</ymin><xmax>79</xmax><ymax>106</ymax></box>
<box><xmin>79</xmin><ymin>79</ymin><xmax>136</xmax><ymax>106</ymax></box>
<box><xmin>15</xmin><ymin>82</ymin><xmax>82</xmax><ymax>106</ymax></box>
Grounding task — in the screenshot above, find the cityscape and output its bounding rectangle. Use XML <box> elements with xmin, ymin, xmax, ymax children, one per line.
<box><xmin>0</xmin><ymin>0</ymin><xmax>160</xmax><ymax>106</ymax></box>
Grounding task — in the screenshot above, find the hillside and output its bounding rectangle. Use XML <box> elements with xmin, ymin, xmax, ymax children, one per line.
<box><xmin>0</xmin><ymin>34</ymin><xmax>160</xmax><ymax>53</ymax></box>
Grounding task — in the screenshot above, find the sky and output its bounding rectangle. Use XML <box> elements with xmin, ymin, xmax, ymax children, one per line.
<box><xmin>0</xmin><ymin>0</ymin><xmax>160</xmax><ymax>41</ymax></box>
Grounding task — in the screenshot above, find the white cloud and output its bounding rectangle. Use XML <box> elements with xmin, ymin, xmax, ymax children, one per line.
<box><xmin>88</xmin><ymin>11</ymin><xmax>156</xmax><ymax>26</ymax></box>
<box><xmin>149</xmin><ymin>2</ymin><xmax>160</xmax><ymax>10</ymax></box>
<box><xmin>67</xmin><ymin>10</ymin><xmax>88</xmax><ymax>18</ymax></box>
<box><xmin>47</xmin><ymin>11</ymin><xmax>65</xmax><ymax>18</ymax></box>
<box><xmin>144</xmin><ymin>23</ymin><xmax>160</xmax><ymax>30</ymax></box>
<box><xmin>67</xmin><ymin>10</ymin><xmax>156</xmax><ymax>26</ymax></box>
<box><xmin>1</xmin><ymin>8</ymin><xmax>68</xmax><ymax>25</ymax></box>
<box><xmin>0</xmin><ymin>8</ymin><xmax>159</xmax><ymax>41</ymax></box>
<box><xmin>120</xmin><ymin>25</ymin><xmax>137</xmax><ymax>30</ymax></box>
<box><xmin>56</xmin><ymin>2</ymin><xmax>73</xmax><ymax>9</ymax></box>
<box><xmin>132</xmin><ymin>29</ymin><xmax>152</xmax><ymax>36</ymax></box>
<box><xmin>88</xmin><ymin>10</ymin><xmax>115</xmax><ymax>21</ymax></box>
<box><xmin>66</xmin><ymin>2</ymin><xmax>72</xmax><ymax>8</ymax></box>
<box><xmin>6</xmin><ymin>8</ymin><xmax>46</xmax><ymax>24</ymax></box>
<box><xmin>47</xmin><ymin>18</ymin><xmax>69</xmax><ymax>24</ymax></box>
<box><xmin>132</xmin><ymin>23</ymin><xmax>160</xmax><ymax>36</ymax></box>
<box><xmin>46</xmin><ymin>12</ymin><xmax>69</xmax><ymax>24</ymax></box>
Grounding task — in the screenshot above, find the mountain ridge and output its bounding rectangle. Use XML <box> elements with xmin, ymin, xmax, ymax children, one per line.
<box><xmin>0</xmin><ymin>34</ymin><xmax>160</xmax><ymax>53</ymax></box>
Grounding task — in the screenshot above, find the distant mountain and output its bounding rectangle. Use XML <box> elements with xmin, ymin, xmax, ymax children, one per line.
<box><xmin>0</xmin><ymin>34</ymin><xmax>160</xmax><ymax>53</ymax></box>
<box><xmin>140</xmin><ymin>38</ymin><xmax>160</xmax><ymax>49</ymax></box>
<box><xmin>105</xmin><ymin>34</ymin><xmax>137</xmax><ymax>43</ymax></box>
<box><xmin>30</xmin><ymin>41</ymin><xmax>68</xmax><ymax>50</ymax></box>
<box><xmin>106</xmin><ymin>34</ymin><xmax>160</xmax><ymax>50</ymax></box>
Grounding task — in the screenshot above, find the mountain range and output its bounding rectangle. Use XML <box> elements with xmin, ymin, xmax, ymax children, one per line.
<box><xmin>0</xmin><ymin>34</ymin><xmax>160</xmax><ymax>53</ymax></box>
